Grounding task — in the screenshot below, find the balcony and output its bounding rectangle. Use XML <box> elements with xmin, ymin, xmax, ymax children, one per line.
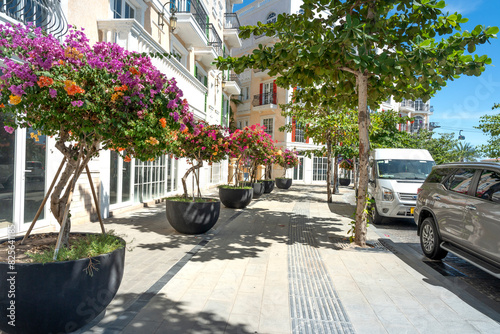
<box><xmin>97</xmin><ymin>19</ymin><xmax>208</xmax><ymax>120</ymax></box>
<box><xmin>224</xmin><ymin>13</ymin><xmax>242</xmax><ymax>49</ymax></box>
<box><xmin>414</xmin><ymin>100</ymin><xmax>433</xmax><ymax>113</ymax></box>
<box><xmin>252</xmin><ymin>92</ymin><xmax>277</xmax><ymax>111</ymax></box>
<box><xmin>253</xmin><ymin>68</ymin><xmax>271</xmax><ymax>78</ymax></box>
<box><xmin>223</xmin><ymin>74</ymin><xmax>241</xmax><ymax>95</ymax></box>
<box><xmin>194</xmin><ymin>23</ymin><xmax>222</xmax><ymax>69</ymax></box>
<box><xmin>0</xmin><ymin>0</ymin><xmax>68</xmax><ymax>38</ymax></box>
<box><xmin>173</xmin><ymin>0</ymin><xmax>209</xmax><ymax>48</ymax></box>
<box><xmin>400</xmin><ymin>99</ymin><xmax>415</xmax><ymax>112</ymax></box>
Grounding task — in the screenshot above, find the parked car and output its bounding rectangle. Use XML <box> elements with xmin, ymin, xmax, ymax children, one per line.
<box><xmin>368</xmin><ymin>148</ymin><xmax>435</xmax><ymax>224</ymax></box>
<box><xmin>415</xmin><ymin>162</ymin><xmax>500</xmax><ymax>278</ymax></box>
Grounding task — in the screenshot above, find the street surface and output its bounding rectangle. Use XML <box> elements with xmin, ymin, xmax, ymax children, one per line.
<box><xmin>372</xmin><ymin>216</ymin><xmax>500</xmax><ymax>306</ymax></box>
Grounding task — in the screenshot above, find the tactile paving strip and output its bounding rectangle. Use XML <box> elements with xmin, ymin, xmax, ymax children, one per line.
<box><xmin>288</xmin><ymin>203</ymin><xmax>355</xmax><ymax>334</ymax></box>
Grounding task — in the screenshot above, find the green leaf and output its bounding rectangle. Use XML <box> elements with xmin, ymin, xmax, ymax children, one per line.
<box><xmin>486</xmin><ymin>26</ymin><xmax>500</xmax><ymax>35</ymax></box>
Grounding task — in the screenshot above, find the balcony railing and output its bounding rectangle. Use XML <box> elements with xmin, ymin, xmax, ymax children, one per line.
<box><xmin>253</xmin><ymin>92</ymin><xmax>276</xmax><ymax>106</ymax></box>
<box><xmin>0</xmin><ymin>0</ymin><xmax>68</xmax><ymax>38</ymax></box>
<box><xmin>208</xmin><ymin>23</ymin><xmax>222</xmax><ymax>56</ymax></box>
<box><xmin>224</xmin><ymin>13</ymin><xmax>240</xmax><ymax>29</ymax></box>
<box><xmin>414</xmin><ymin>100</ymin><xmax>432</xmax><ymax>112</ymax></box>
<box><xmin>176</xmin><ymin>0</ymin><xmax>208</xmax><ymax>33</ymax></box>
<box><xmin>224</xmin><ymin>73</ymin><xmax>241</xmax><ymax>86</ymax></box>
<box><xmin>401</xmin><ymin>99</ymin><xmax>414</xmax><ymax>109</ymax></box>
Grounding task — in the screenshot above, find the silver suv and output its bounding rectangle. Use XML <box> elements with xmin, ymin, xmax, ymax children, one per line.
<box><xmin>414</xmin><ymin>162</ymin><xmax>500</xmax><ymax>278</ymax></box>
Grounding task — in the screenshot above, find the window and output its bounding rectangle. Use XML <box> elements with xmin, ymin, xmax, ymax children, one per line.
<box><xmin>444</xmin><ymin>168</ymin><xmax>476</xmax><ymax>195</ymax></box>
<box><xmin>426</xmin><ymin>168</ymin><xmax>450</xmax><ymax>184</ymax></box>
<box><xmin>242</xmin><ymin>87</ymin><xmax>249</xmax><ymax>100</ymax></box>
<box><xmin>412</xmin><ymin>116</ymin><xmax>424</xmax><ymax>132</ymax></box>
<box><xmin>266</xmin><ymin>12</ymin><xmax>277</xmax><ymax>24</ymax></box>
<box><xmin>113</xmin><ymin>0</ymin><xmax>136</xmax><ymax>19</ymax></box>
<box><xmin>195</xmin><ymin>64</ymin><xmax>208</xmax><ymax>87</ymax></box>
<box><xmin>313</xmin><ymin>157</ymin><xmax>328</xmax><ymax>181</ymax></box>
<box><xmin>476</xmin><ymin>170</ymin><xmax>500</xmax><ymax>202</ymax></box>
<box><xmin>237</xmin><ymin>120</ymin><xmax>249</xmax><ymax>130</ymax></box>
<box><xmin>294</xmin><ymin>122</ymin><xmax>305</xmax><ymax>143</ymax></box>
<box><xmin>293</xmin><ymin>157</ymin><xmax>304</xmax><ymax>180</ymax></box>
<box><xmin>263</xmin><ymin>118</ymin><xmax>273</xmax><ymax>137</ymax></box>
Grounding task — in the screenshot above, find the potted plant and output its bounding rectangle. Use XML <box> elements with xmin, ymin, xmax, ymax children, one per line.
<box><xmin>275</xmin><ymin>148</ymin><xmax>299</xmax><ymax>189</ymax></box>
<box><xmin>0</xmin><ymin>24</ymin><xmax>191</xmax><ymax>334</ymax></box>
<box><xmin>165</xmin><ymin>121</ymin><xmax>230</xmax><ymax>234</ymax></box>
<box><xmin>339</xmin><ymin>158</ymin><xmax>353</xmax><ymax>186</ymax></box>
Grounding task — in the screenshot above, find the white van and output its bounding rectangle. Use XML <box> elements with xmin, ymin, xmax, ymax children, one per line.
<box><xmin>368</xmin><ymin>148</ymin><xmax>435</xmax><ymax>224</ymax></box>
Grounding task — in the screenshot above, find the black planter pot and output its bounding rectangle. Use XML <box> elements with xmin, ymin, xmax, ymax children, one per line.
<box><xmin>0</xmin><ymin>233</ymin><xmax>125</xmax><ymax>334</ymax></box>
<box><xmin>219</xmin><ymin>187</ymin><xmax>253</xmax><ymax>209</ymax></box>
<box><xmin>243</xmin><ymin>182</ymin><xmax>265</xmax><ymax>198</ymax></box>
<box><xmin>166</xmin><ymin>198</ymin><xmax>220</xmax><ymax>234</ymax></box>
<box><xmin>339</xmin><ymin>178</ymin><xmax>351</xmax><ymax>186</ymax></box>
<box><xmin>263</xmin><ymin>180</ymin><xmax>275</xmax><ymax>193</ymax></box>
<box><xmin>275</xmin><ymin>178</ymin><xmax>293</xmax><ymax>189</ymax></box>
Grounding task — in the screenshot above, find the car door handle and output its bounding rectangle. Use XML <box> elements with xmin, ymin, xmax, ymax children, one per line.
<box><xmin>432</xmin><ymin>195</ymin><xmax>441</xmax><ymax>201</ymax></box>
<box><xmin>466</xmin><ymin>204</ymin><xmax>477</xmax><ymax>211</ymax></box>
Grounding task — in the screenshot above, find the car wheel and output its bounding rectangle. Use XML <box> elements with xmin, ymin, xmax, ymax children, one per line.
<box><xmin>370</xmin><ymin>202</ymin><xmax>383</xmax><ymax>225</ymax></box>
<box><xmin>420</xmin><ymin>217</ymin><xmax>448</xmax><ymax>260</ymax></box>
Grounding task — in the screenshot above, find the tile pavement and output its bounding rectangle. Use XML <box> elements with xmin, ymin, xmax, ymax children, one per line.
<box><xmin>59</xmin><ymin>184</ymin><xmax>500</xmax><ymax>333</ymax></box>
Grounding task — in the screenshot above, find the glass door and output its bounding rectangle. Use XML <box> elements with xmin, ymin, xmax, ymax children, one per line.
<box><xmin>293</xmin><ymin>157</ymin><xmax>304</xmax><ymax>181</ymax></box>
<box><xmin>0</xmin><ymin>114</ymin><xmax>15</xmax><ymax>231</ymax></box>
<box><xmin>23</xmin><ymin>129</ymin><xmax>47</xmax><ymax>224</ymax></box>
<box><xmin>110</xmin><ymin>150</ymin><xmax>132</xmax><ymax>207</ymax></box>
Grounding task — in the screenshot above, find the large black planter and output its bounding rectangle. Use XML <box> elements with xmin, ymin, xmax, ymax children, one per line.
<box><xmin>0</xmin><ymin>233</ymin><xmax>125</xmax><ymax>334</ymax></box>
<box><xmin>166</xmin><ymin>198</ymin><xmax>220</xmax><ymax>234</ymax></box>
<box><xmin>263</xmin><ymin>180</ymin><xmax>275</xmax><ymax>193</ymax></box>
<box><xmin>275</xmin><ymin>178</ymin><xmax>292</xmax><ymax>189</ymax></box>
<box><xmin>339</xmin><ymin>178</ymin><xmax>351</xmax><ymax>186</ymax></box>
<box><xmin>243</xmin><ymin>182</ymin><xmax>265</xmax><ymax>198</ymax></box>
<box><xmin>219</xmin><ymin>187</ymin><xmax>253</xmax><ymax>209</ymax></box>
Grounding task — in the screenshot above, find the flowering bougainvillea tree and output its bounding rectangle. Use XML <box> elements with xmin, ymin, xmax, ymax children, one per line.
<box><xmin>275</xmin><ymin>148</ymin><xmax>299</xmax><ymax>177</ymax></box>
<box><xmin>168</xmin><ymin>121</ymin><xmax>231</xmax><ymax>199</ymax></box>
<box><xmin>0</xmin><ymin>23</ymin><xmax>193</xmax><ymax>245</ymax></box>
<box><xmin>228</xmin><ymin>124</ymin><xmax>276</xmax><ymax>184</ymax></box>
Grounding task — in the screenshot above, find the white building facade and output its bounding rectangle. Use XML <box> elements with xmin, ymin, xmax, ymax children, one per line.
<box><xmin>0</xmin><ymin>0</ymin><xmax>242</xmax><ymax>238</ymax></box>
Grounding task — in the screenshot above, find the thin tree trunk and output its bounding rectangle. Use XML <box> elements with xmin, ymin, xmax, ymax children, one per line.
<box><xmin>326</xmin><ymin>137</ymin><xmax>332</xmax><ymax>202</ymax></box>
<box><xmin>181</xmin><ymin>161</ymin><xmax>200</xmax><ymax>198</ymax></box>
<box><xmin>333</xmin><ymin>155</ymin><xmax>339</xmax><ymax>194</ymax></box>
<box><xmin>354</xmin><ymin>74</ymin><xmax>370</xmax><ymax>247</ymax></box>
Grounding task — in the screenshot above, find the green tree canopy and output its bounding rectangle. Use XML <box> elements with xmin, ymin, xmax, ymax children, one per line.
<box><xmin>217</xmin><ymin>0</ymin><xmax>498</xmax><ymax>246</ymax></box>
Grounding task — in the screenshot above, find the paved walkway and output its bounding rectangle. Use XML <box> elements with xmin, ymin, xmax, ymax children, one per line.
<box><xmin>65</xmin><ymin>184</ymin><xmax>500</xmax><ymax>334</ymax></box>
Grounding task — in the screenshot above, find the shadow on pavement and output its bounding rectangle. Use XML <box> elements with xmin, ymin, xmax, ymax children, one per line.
<box><xmin>77</xmin><ymin>292</ymin><xmax>251</xmax><ymax>334</ymax></box>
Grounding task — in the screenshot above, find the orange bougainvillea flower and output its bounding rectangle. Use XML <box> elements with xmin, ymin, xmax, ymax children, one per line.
<box><xmin>37</xmin><ymin>76</ymin><xmax>54</xmax><ymax>88</ymax></box>
<box><xmin>58</xmin><ymin>60</ymin><xmax>65</xmax><ymax>65</ymax></box>
<box><xmin>114</xmin><ymin>84</ymin><xmax>128</xmax><ymax>92</ymax></box>
<box><xmin>129</xmin><ymin>67</ymin><xmax>140</xmax><ymax>76</ymax></box>
<box><xmin>0</xmin><ymin>103</ymin><xmax>4</xmax><ymax>108</ymax></box>
<box><xmin>9</xmin><ymin>95</ymin><xmax>21</xmax><ymax>105</ymax></box>
<box><xmin>124</xmin><ymin>156</ymin><xmax>131</xmax><ymax>162</ymax></box>
<box><xmin>64</xmin><ymin>80</ymin><xmax>85</xmax><ymax>96</ymax></box>
<box><xmin>64</xmin><ymin>47</ymin><xmax>83</xmax><ymax>59</ymax></box>
<box><xmin>146</xmin><ymin>137</ymin><xmax>159</xmax><ymax>145</ymax></box>
<box><xmin>117</xmin><ymin>147</ymin><xmax>125</xmax><ymax>152</ymax></box>
<box><xmin>159</xmin><ymin>118</ymin><xmax>167</xmax><ymax>128</ymax></box>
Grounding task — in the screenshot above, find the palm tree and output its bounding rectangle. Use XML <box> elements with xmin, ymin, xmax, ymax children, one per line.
<box><xmin>454</xmin><ymin>142</ymin><xmax>479</xmax><ymax>162</ymax></box>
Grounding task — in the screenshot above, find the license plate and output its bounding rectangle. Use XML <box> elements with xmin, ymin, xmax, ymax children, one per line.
<box><xmin>410</xmin><ymin>207</ymin><xmax>415</xmax><ymax>214</ymax></box>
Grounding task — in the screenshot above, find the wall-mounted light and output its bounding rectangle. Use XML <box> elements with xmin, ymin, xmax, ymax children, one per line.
<box><xmin>159</xmin><ymin>1</ymin><xmax>177</xmax><ymax>32</ymax></box>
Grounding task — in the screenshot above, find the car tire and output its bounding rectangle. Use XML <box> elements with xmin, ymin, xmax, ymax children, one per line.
<box><xmin>420</xmin><ymin>217</ymin><xmax>448</xmax><ymax>260</ymax></box>
<box><xmin>371</xmin><ymin>202</ymin><xmax>383</xmax><ymax>225</ymax></box>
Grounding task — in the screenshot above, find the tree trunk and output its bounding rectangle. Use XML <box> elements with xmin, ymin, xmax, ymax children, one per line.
<box><xmin>354</xmin><ymin>74</ymin><xmax>370</xmax><ymax>247</ymax></box>
<box><xmin>181</xmin><ymin>160</ymin><xmax>203</xmax><ymax>198</ymax></box>
<box><xmin>333</xmin><ymin>155</ymin><xmax>339</xmax><ymax>194</ymax></box>
<box><xmin>49</xmin><ymin>139</ymin><xmax>98</xmax><ymax>247</ymax></box>
<box><xmin>326</xmin><ymin>137</ymin><xmax>332</xmax><ymax>203</ymax></box>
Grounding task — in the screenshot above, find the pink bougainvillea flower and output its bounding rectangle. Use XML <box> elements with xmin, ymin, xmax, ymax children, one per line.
<box><xmin>71</xmin><ymin>100</ymin><xmax>84</xmax><ymax>107</ymax></box>
<box><xmin>4</xmin><ymin>126</ymin><xmax>15</xmax><ymax>134</ymax></box>
<box><xmin>49</xmin><ymin>89</ymin><xmax>57</xmax><ymax>98</ymax></box>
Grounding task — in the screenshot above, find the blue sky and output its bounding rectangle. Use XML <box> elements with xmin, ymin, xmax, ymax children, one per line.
<box><xmin>233</xmin><ymin>0</ymin><xmax>500</xmax><ymax>150</ymax></box>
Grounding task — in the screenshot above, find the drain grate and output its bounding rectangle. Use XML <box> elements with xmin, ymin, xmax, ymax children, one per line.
<box><xmin>288</xmin><ymin>203</ymin><xmax>355</xmax><ymax>334</ymax></box>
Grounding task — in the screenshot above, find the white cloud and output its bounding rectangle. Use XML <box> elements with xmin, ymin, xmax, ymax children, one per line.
<box><xmin>444</xmin><ymin>0</ymin><xmax>483</xmax><ymax>14</ymax></box>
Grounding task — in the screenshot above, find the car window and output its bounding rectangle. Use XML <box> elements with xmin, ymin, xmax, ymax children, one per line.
<box><xmin>476</xmin><ymin>169</ymin><xmax>500</xmax><ymax>203</ymax></box>
<box><xmin>444</xmin><ymin>168</ymin><xmax>475</xmax><ymax>195</ymax></box>
<box><xmin>426</xmin><ymin>168</ymin><xmax>451</xmax><ymax>183</ymax></box>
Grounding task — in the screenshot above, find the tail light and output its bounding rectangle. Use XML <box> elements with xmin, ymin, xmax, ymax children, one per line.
<box><xmin>417</xmin><ymin>187</ymin><xmax>422</xmax><ymax>195</ymax></box>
